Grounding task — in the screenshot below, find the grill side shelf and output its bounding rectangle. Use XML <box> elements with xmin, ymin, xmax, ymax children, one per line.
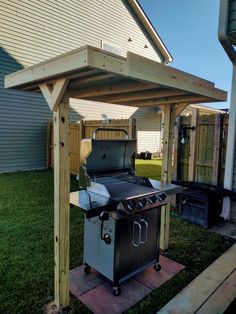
<box><xmin>70</xmin><ymin>190</ymin><xmax>117</xmax><ymax>218</ymax></box>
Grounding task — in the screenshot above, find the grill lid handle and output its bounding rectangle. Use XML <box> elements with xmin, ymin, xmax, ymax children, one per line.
<box><xmin>92</xmin><ymin>127</ymin><xmax>129</xmax><ymax>140</ymax></box>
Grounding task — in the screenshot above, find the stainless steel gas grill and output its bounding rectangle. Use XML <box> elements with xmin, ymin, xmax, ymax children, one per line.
<box><xmin>70</xmin><ymin>128</ymin><xmax>182</xmax><ymax>296</ymax></box>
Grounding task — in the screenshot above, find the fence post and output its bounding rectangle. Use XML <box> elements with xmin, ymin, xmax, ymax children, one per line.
<box><xmin>212</xmin><ymin>114</ymin><xmax>221</xmax><ymax>186</ymax></box>
<box><xmin>188</xmin><ymin>108</ymin><xmax>199</xmax><ymax>181</ymax></box>
<box><xmin>173</xmin><ymin>115</ymin><xmax>181</xmax><ymax>181</ymax></box>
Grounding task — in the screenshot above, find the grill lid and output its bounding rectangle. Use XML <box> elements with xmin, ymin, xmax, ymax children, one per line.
<box><xmin>86</xmin><ymin>139</ymin><xmax>136</xmax><ymax>176</ymax></box>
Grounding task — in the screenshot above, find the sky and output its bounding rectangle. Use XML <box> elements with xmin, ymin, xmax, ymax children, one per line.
<box><xmin>139</xmin><ymin>0</ymin><xmax>232</xmax><ymax>109</ymax></box>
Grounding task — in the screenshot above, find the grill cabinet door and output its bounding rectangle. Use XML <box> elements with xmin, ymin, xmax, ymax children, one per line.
<box><xmin>115</xmin><ymin>207</ymin><xmax>160</xmax><ymax>282</ymax></box>
<box><xmin>115</xmin><ymin>214</ymin><xmax>141</xmax><ymax>280</ymax></box>
<box><xmin>139</xmin><ymin>208</ymin><xmax>160</xmax><ymax>266</ymax></box>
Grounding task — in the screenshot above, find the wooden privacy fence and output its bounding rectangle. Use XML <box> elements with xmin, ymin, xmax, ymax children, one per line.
<box><xmin>47</xmin><ymin>118</ymin><xmax>136</xmax><ymax>174</ymax></box>
<box><xmin>175</xmin><ymin>110</ymin><xmax>228</xmax><ymax>186</ymax></box>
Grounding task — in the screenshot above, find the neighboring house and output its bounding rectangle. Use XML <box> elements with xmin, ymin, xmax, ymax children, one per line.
<box><xmin>0</xmin><ymin>0</ymin><xmax>171</xmax><ymax>172</ymax></box>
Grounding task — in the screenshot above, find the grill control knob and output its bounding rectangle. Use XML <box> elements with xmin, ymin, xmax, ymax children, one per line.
<box><xmin>127</xmin><ymin>200</ymin><xmax>136</xmax><ymax>211</ymax></box>
<box><xmin>149</xmin><ymin>195</ymin><xmax>157</xmax><ymax>204</ymax></box>
<box><xmin>158</xmin><ymin>193</ymin><xmax>167</xmax><ymax>202</ymax></box>
<box><xmin>138</xmin><ymin>198</ymin><xmax>147</xmax><ymax>208</ymax></box>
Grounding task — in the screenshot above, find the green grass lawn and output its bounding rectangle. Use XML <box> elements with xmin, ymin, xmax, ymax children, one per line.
<box><xmin>135</xmin><ymin>159</ymin><xmax>162</xmax><ymax>179</ymax></box>
<box><xmin>0</xmin><ymin>160</ymin><xmax>232</xmax><ymax>313</ymax></box>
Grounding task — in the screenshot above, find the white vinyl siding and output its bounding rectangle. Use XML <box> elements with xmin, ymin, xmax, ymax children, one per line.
<box><xmin>0</xmin><ymin>0</ymin><xmax>162</xmax><ymax>67</ymax></box>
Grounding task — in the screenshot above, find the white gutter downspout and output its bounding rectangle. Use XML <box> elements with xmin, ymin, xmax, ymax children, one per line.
<box><xmin>218</xmin><ymin>0</ymin><xmax>236</xmax><ymax>190</ymax></box>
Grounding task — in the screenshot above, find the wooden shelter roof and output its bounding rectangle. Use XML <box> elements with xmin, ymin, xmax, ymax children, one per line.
<box><xmin>5</xmin><ymin>45</ymin><xmax>227</xmax><ymax>111</ymax></box>
<box><xmin>3</xmin><ymin>45</ymin><xmax>228</xmax><ymax>310</ymax></box>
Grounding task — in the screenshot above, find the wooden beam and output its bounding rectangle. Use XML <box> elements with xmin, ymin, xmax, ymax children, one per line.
<box><xmin>70</xmin><ymin>80</ymin><xmax>158</xmax><ymax>98</ymax></box>
<box><xmin>90</xmin><ymin>89</ymin><xmax>187</xmax><ymax>103</ymax></box>
<box><xmin>212</xmin><ymin>114</ymin><xmax>221</xmax><ymax>186</ymax></box>
<box><xmin>39</xmin><ymin>79</ymin><xmax>69</xmax><ymax>111</ymax></box>
<box><xmin>118</xmin><ymin>95</ymin><xmax>210</xmax><ymax>107</ymax></box>
<box><xmin>5</xmin><ymin>45</ymin><xmax>90</xmax><ymax>89</ymax></box>
<box><xmin>160</xmin><ymin>104</ymin><xmax>175</xmax><ymax>251</ymax></box>
<box><xmin>175</xmin><ymin>102</ymin><xmax>189</xmax><ymax>117</ymax></box>
<box><xmin>188</xmin><ymin>108</ymin><xmax>199</xmax><ymax>181</ymax></box>
<box><xmin>127</xmin><ymin>51</ymin><xmax>227</xmax><ymax>101</ymax></box>
<box><xmin>53</xmin><ymin>93</ymin><xmax>70</xmax><ymax>308</ymax></box>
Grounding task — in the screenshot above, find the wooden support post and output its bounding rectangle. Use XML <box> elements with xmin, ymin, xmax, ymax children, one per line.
<box><xmin>188</xmin><ymin>108</ymin><xmax>199</xmax><ymax>182</ymax></box>
<box><xmin>53</xmin><ymin>93</ymin><xmax>70</xmax><ymax>308</ymax></box>
<box><xmin>212</xmin><ymin>114</ymin><xmax>221</xmax><ymax>186</ymax></box>
<box><xmin>46</xmin><ymin>121</ymin><xmax>51</xmax><ymax>168</ymax></box>
<box><xmin>40</xmin><ymin>79</ymin><xmax>70</xmax><ymax>309</ymax></box>
<box><xmin>160</xmin><ymin>104</ymin><xmax>175</xmax><ymax>251</ymax></box>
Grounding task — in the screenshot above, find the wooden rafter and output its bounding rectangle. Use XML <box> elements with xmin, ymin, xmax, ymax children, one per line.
<box><xmin>89</xmin><ymin>89</ymin><xmax>187</xmax><ymax>103</ymax></box>
<box><xmin>118</xmin><ymin>95</ymin><xmax>210</xmax><ymax>107</ymax></box>
<box><xmin>69</xmin><ymin>80</ymin><xmax>158</xmax><ymax>98</ymax></box>
<box><xmin>72</xmin><ymin>73</ymin><xmax>116</xmax><ymax>87</ymax></box>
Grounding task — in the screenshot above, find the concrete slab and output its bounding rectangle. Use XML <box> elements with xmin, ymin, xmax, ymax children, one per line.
<box><xmin>211</xmin><ymin>220</ymin><xmax>236</xmax><ymax>240</ymax></box>
<box><xmin>135</xmin><ymin>256</ymin><xmax>185</xmax><ymax>290</ymax></box>
<box><xmin>69</xmin><ymin>255</ymin><xmax>185</xmax><ymax>314</ymax></box>
<box><xmin>80</xmin><ymin>278</ymin><xmax>151</xmax><ymax>314</ymax></box>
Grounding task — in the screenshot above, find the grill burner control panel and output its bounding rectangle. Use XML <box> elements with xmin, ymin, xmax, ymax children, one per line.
<box><xmin>118</xmin><ymin>192</ymin><xmax>167</xmax><ymax>214</ymax></box>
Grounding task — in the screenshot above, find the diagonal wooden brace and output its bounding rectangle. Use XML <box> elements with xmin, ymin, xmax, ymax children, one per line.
<box><xmin>39</xmin><ymin>78</ymin><xmax>69</xmax><ymax>111</ymax></box>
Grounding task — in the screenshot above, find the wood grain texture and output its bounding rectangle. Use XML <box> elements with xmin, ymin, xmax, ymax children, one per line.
<box><xmin>196</xmin><ymin>269</ymin><xmax>236</xmax><ymax>314</ymax></box>
<box><xmin>53</xmin><ymin>93</ymin><xmax>70</xmax><ymax>308</ymax></box>
<box><xmin>160</xmin><ymin>104</ymin><xmax>175</xmax><ymax>250</ymax></box>
<box><xmin>158</xmin><ymin>244</ymin><xmax>236</xmax><ymax>314</ymax></box>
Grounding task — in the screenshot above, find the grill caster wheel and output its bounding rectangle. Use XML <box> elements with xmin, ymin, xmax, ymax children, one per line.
<box><xmin>84</xmin><ymin>263</ymin><xmax>91</xmax><ymax>274</ymax></box>
<box><xmin>154</xmin><ymin>262</ymin><xmax>161</xmax><ymax>271</ymax></box>
<box><xmin>113</xmin><ymin>286</ymin><xmax>121</xmax><ymax>296</ymax></box>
